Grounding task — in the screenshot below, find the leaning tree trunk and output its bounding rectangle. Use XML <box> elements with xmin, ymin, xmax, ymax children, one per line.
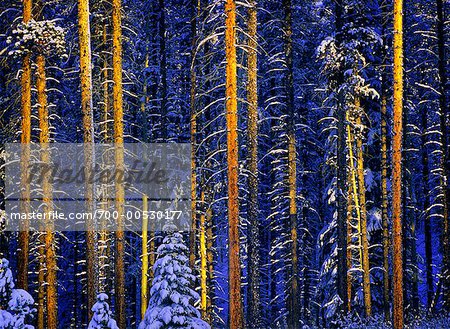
<box><xmin>354</xmin><ymin>100</ymin><xmax>372</xmax><ymax>317</ymax></box>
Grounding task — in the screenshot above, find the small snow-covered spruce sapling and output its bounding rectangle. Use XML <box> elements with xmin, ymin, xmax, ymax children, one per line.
<box><xmin>87</xmin><ymin>294</ymin><xmax>119</xmax><ymax>329</ymax></box>
<box><xmin>0</xmin><ymin>259</ymin><xmax>14</xmax><ymax>308</ymax></box>
<box><xmin>139</xmin><ymin>231</ymin><xmax>210</xmax><ymax>329</ymax></box>
<box><xmin>0</xmin><ymin>259</ymin><xmax>36</xmax><ymax>329</ymax></box>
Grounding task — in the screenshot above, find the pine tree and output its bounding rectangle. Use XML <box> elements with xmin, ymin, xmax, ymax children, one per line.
<box><xmin>139</xmin><ymin>232</ymin><xmax>210</xmax><ymax>329</ymax></box>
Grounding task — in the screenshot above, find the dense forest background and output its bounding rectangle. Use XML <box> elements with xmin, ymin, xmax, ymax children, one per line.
<box><xmin>0</xmin><ymin>0</ymin><xmax>449</xmax><ymax>328</ymax></box>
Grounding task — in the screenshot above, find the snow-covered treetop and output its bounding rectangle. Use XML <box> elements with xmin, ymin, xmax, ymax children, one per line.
<box><xmin>6</xmin><ymin>20</ymin><xmax>66</xmax><ymax>58</ymax></box>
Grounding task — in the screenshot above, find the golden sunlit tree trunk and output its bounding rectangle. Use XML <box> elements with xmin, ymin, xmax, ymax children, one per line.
<box><xmin>112</xmin><ymin>0</ymin><xmax>125</xmax><ymax>326</ymax></box>
<box><xmin>346</xmin><ymin>170</ymin><xmax>354</xmax><ymax>313</ymax></box>
<box><xmin>99</xmin><ymin>23</ymin><xmax>111</xmax><ymax>295</ymax></box>
<box><xmin>199</xmin><ymin>190</ymin><xmax>208</xmax><ymax>318</ymax></box>
<box><xmin>283</xmin><ymin>0</ymin><xmax>300</xmax><ymax>327</ymax></box>
<box><xmin>246</xmin><ymin>1</ymin><xmax>262</xmax><ymax>327</ymax></box>
<box><xmin>17</xmin><ymin>0</ymin><xmax>32</xmax><ymax>292</ymax></box>
<box><xmin>36</xmin><ymin>53</ymin><xmax>58</xmax><ymax>329</ymax></box>
<box><xmin>78</xmin><ymin>0</ymin><xmax>96</xmax><ymax>317</ymax></box>
<box><xmin>206</xmin><ymin>203</ymin><xmax>214</xmax><ymax>322</ymax></box>
<box><xmin>346</xmin><ymin>110</ymin><xmax>360</xmax><ymax>315</ymax></box>
<box><xmin>141</xmin><ymin>195</ymin><xmax>148</xmax><ymax>318</ymax></box>
<box><xmin>225</xmin><ymin>0</ymin><xmax>243</xmax><ymax>327</ymax></box>
<box><xmin>354</xmin><ymin>101</ymin><xmax>372</xmax><ymax>317</ymax></box>
<box><xmin>392</xmin><ymin>0</ymin><xmax>404</xmax><ymax>326</ymax></box>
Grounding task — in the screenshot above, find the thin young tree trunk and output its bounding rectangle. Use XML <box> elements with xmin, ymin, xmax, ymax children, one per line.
<box><xmin>206</xmin><ymin>204</ymin><xmax>214</xmax><ymax>322</ymax></box>
<box><xmin>225</xmin><ymin>0</ymin><xmax>243</xmax><ymax>327</ymax></box>
<box><xmin>246</xmin><ymin>1</ymin><xmax>262</xmax><ymax>327</ymax></box>
<box><xmin>99</xmin><ymin>22</ymin><xmax>110</xmax><ymax>295</ymax></box>
<box><xmin>112</xmin><ymin>0</ymin><xmax>125</xmax><ymax>326</ymax></box>
<box><xmin>158</xmin><ymin>0</ymin><xmax>167</xmax><ymax>141</ymax></box>
<box><xmin>380</xmin><ymin>6</ymin><xmax>390</xmax><ymax>313</ymax></box>
<box><xmin>17</xmin><ymin>0</ymin><xmax>32</xmax><ymax>292</ymax></box>
<box><xmin>392</xmin><ymin>0</ymin><xmax>405</xmax><ymax>325</ymax></box>
<box><xmin>354</xmin><ymin>101</ymin><xmax>372</xmax><ymax>317</ymax></box>
<box><xmin>381</xmin><ymin>92</ymin><xmax>390</xmax><ymax>321</ymax></box>
<box><xmin>141</xmin><ymin>195</ymin><xmax>148</xmax><ymax>318</ymax></box>
<box><xmin>199</xmin><ymin>190</ymin><xmax>208</xmax><ymax>318</ymax></box>
<box><xmin>436</xmin><ymin>0</ymin><xmax>450</xmax><ymax>310</ymax></box>
<box><xmin>283</xmin><ymin>0</ymin><xmax>300</xmax><ymax>327</ymax></box>
<box><xmin>189</xmin><ymin>0</ymin><xmax>199</xmax><ymax>271</ymax></box>
<box><xmin>334</xmin><ymin>0</ymin><xmax>348</xmax><ymax>314</ymax></box>
<box><xmin>421</xmin><ymin>108</ymin><xmax>433</xmax><ymax>312</ymax></box>
<box><xmin>346</xmin><ymin>170</ymin><xmax>354</xmax><ymax>313</ymax></box>
<box><xmin>78</xmin><ymin>0</ymin><xmax>96</xmax><ymax>316</ymax></box>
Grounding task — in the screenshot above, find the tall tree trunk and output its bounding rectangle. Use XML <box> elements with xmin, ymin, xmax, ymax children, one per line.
<box><xmin>36</xmin><ymin>53</ymin><xmax>46</xmax><ymax>329</ymax></box>
<box><xmin>354</xmin><ymin>101</ymin><xmax>372</xmax><ymax>317</ymax></box>
<box><xmin>436</xmin><ymin>0</ymin><xmax>450</xmax><ymax>310</ymax></box>
<box><xmin>78</xmin><ymin>0</ymin><xmax>96</xmax><ymax>317</ymax></box>
<box><xmin>246</xmin><ymin>1</ymin><xmax>262</xmax><ymax>327</ymax></box>
<box><xmin>421</xmin><ymin>108</ymin><xmax>433</xmax><ymax>312</ymax></box>
<box><xmin>189</xmin><ymin>0</ymin><xmax>199</xmax><ymax>271</ymax></box>
<box><xmin>99</xmin><ymin>22</ymin><xmax>111</xmax><ymax>295</ymax></box>
<box><xmin>381</xmin><ymin>92</ymin><xmax>390</xmax><ymax>321</ymax></box>
<box><xmin>283</xmin><ymin>0</ymin><xmax>300</xmax><ymax>327</ymax></box>
<box><xmin>37</xmin><ymin>53</ymin><xmax>58</xmax><ymax>329</ymax></box>
<box><xmin>112</xmin><ymin>0</ymin><xmax>125</xmax><ymax>326</ymax></box>
<box><xmin>346</xmin><ymin>109</ymin><xmax>360</xmax><ymax>316</ymax></box>
<box><xmin>334</xmin><ymin>0</ymin><xmax>348</xmax><ymax>314</ymax></box>
<box><xmin>225</xmin><ymin>0</ymin><xmax>243</xmax><ymax>327</ymax></box>
<box><xmin>392</xmin><ymin>0</ymin><xmax>405</xmax><ymax>325</ymax></box>
<box><xmin>158</xmin><ymin>0</ymin><xmax>167</xmax><ymax>141</ymax></box>
<box><xmin>380</xmin><ymin>7</ymin><xmax>390</xmax><ymax>313</ymax></box>
<box><xmin>17</xmin><ymin>0</ymin><xmax>32</xmax><ymax>292</ymax></box>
